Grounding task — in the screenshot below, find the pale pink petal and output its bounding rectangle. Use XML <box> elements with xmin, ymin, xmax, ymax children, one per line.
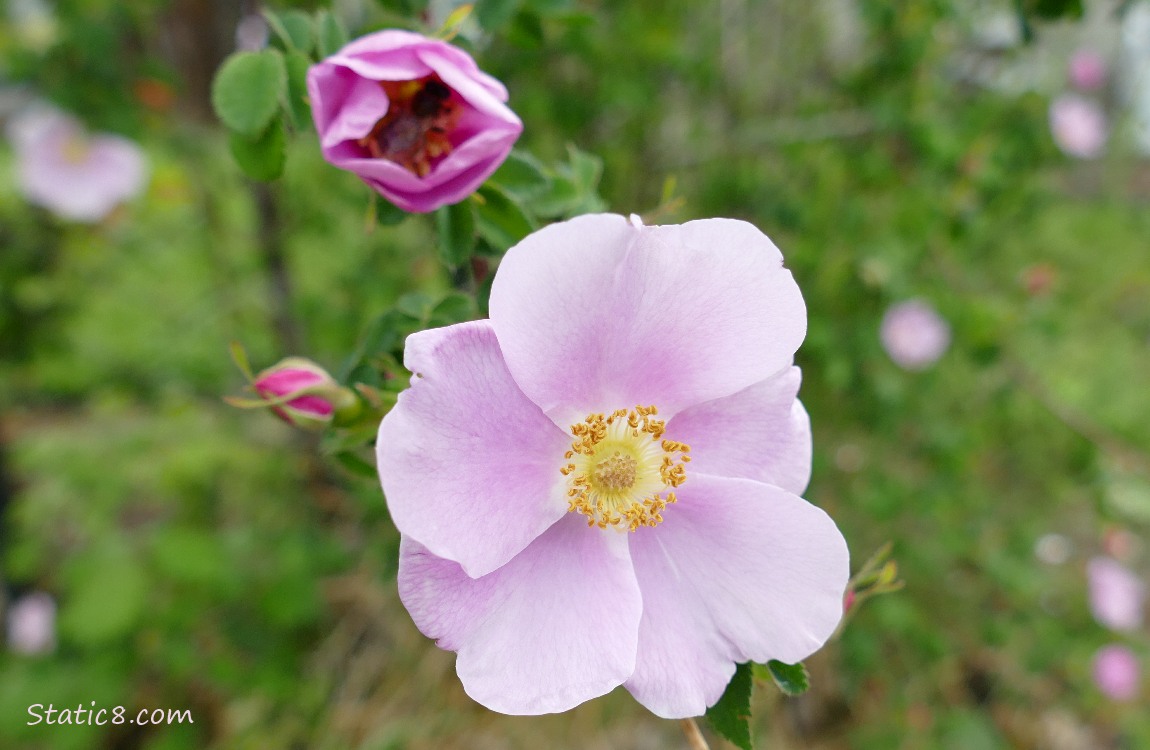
<box><xmin>1093</xmin><ymin>644</ymin><xmax>1140</xmax><ymax>701</ymax></box>
<box><xmin>377</xmin><ymin>320</ymin><xmax>571</xmax><ymax>577</ymax></box>
<box><xmin>7</xmin><ymin>592</ymin><xmax>56</xmax><ymax>655</ymax></box>
<box><xmin>624</xmin><ymin>475</ymin><xmax>849</xmax><ymax>718</ymax></box>
<box><xmin>1087</xmin><ymin>556</ymin><xmax>1145</xmax><ymax>632</ymax></box>
<box><xmin>398</xmin><ymin>514</ymin><xmax>642</xmax><ymax>714</ymax></box>
<box><xmin>667</xmin><ymin>366</ymin><xmax>812</xmax><ymax>495</ymax></box>
<box><xmin>1068</xmin><ymin>50</ymin><xmax>1107</xmax><ymax>91</ymax></box>
<box><xmin>489</xmin><ymin>215</ymin><xmax>806</xmax><ymax>427</ymax></box>
<box><xmin>1049</xmin><ymin>94</ymin><xmax>1108</xmax><ymax>159</ymax></box>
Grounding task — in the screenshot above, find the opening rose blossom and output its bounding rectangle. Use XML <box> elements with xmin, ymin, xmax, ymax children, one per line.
<box><xmin>880</xmin><ymin>299</ymin><xmax>950</xmax><ymax>371</ymax></box>
<box><xmin>307</xmin><ymin>30</ymin><xmax>522</xmax><ymax>213</ymax></box>
<box><xmin>8</xmin><ymin>106</ymin><xmax>147</xmax><ymax>222</ymax></box>
<box><xmin>377</xmin><ymin>214</ymin><xmax>850</xmax><ymax>717</ymax></box>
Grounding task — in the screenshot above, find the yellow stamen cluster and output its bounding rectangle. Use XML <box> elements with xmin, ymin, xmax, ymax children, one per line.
<box><xmin>561</xmin><ymin>406</ymin><xmax>690</xmax><ymax>531</ymax></box>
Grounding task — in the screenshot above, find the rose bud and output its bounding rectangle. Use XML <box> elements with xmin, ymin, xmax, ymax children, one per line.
<box><xmin>251</xmin><ymin>357</ymin><xmax>359</xmax><ymax>430</ymax></box>
<box><xmin>307</xmin><ymin>30</ymin><xmax>523</xmax><ymax>213</ymax></box>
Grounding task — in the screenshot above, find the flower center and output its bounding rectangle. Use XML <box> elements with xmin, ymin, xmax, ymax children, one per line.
<box><xmin>560</xmin><ymin>405</ymin><xmax>690</xmax><ymax>531</ymax></box>
<box><xmin>358</xmin><ymin>75</ymin><xmax>461</xmax><ymax>178</ymax></box>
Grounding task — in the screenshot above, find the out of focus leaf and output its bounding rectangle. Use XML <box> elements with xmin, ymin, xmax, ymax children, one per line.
<box><xmin>228</xmin><ymin>117</ymin><xmax>286</xmax><ymax>181</ymax></box>
<box><xmin>283</xmin><ymin>50</ymin><xmax>313</xmax><ymax>130</ymax></box>
<box><xmin>264</xmin><ymin>9</ymin><xmax>314</xmax><ymax>55</ymax></box>
<box><xmin>315</xmin><ymin>10</ymin><xmax>349</xmax><ymax>57</ymax></box>
<box><xmin>212</xmin><ymin>50</ymin><xmax>287</xmax><ymax>136</ymax></box>
<box><xmin>428</xmin><ymin>292</ymin><xmax>477</xmax><ymax>327</ymax></box>
<box><xmin>706</xmin><ymin>661</ymin><xmax>754</xmax><ymax>750</ymax></box>
<box><xmin>476</xmin><ymin>0</ymin><xmax>521</xmax><ymax>30</ymax></box>
<box><xmin>475</xmin><ymin>185</ymin><xmax>535</xmax><ymax>252</ymax></box>
<box><xmin>436</xmin><ymin>200</ymin><xmax>478</xmax><ymax>268</ymax></box>
<box><xmin>491</xmin><ymin>150</ymin><xmax>551</xmax><ymax>201</ymax></box>
<box><xmin>59</xmin><ymin>549</ymin><xmax>147</xmax><ymax>645</ymax></box>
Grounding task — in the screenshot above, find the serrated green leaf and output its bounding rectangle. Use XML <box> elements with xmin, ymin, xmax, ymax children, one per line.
<box><xmin>706</xmin><ymin>662</ymin><xmax>753</xmax><ymax>750</ymax></box>
<box><xmin>765</xmin><ymin>659</ymin><xmax>810</xmax><ymax>696</ymax></box>
<box><xmin>283</xmin><ymin>50</ymin><xmax>312</xmax><ymax>130</ymax></box>
<box><xmin>475</xmin><ymin>184</ymin><xmax>535</xmax><ymax>252</ymax></box>
<box><xmin>530</xmin><ymin>175</ymin><xmax>581</xmax><ymax>217</ymax></box>
<box><xmin>264</xmin><ymin>9</ymin><xmax>314</xmax><ymax>54</ymax></box>
<box><xmin>316</xmin><ymin>10</ymin><xmax>349</xmax><ymax>57</ymax></box>
<box><xmin>212</xmin><ymin>50</ymin><xmax>287</xmax><ymax>135</ymax></box>
<box><xmin>228</xmin><ymin>117</ymin><xmax>286</xmax><ymax>181</ymax></box>
<box><xmin>436</xmin><ymin>200</ymin><xmax>478</xmax><ymax>268</ymax></box>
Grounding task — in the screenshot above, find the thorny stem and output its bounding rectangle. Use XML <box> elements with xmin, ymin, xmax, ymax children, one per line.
<box><xmin>680</xmin><ymin>718</ymin><xmax>711</xmax><ymax>750</ymax></box>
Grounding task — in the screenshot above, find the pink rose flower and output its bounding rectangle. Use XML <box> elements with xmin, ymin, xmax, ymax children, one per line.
<box><xmin>8</xmin><ymin>106</ymin><xmax>147</xmax><ymax>222</ymax></box>
<box><xmin>6</xmin><ymin>591</ymin><xmax>56</xmax><ymax>655</ymax></box>
<box><xmin>1049</xmin><ymin>94</ymin><xmax>1108</xmax><ymax>159</ymax></box>
<box><xmin>1093</xmin><ymin>644</ymin><xmax>1140</xmax><ymax>701</ymax></box>
<box><xmin>1068</xmin><ymin>50</ymin><xmax>1107</xmax><ymax>91</ymax></box>
<box><xmin>307</xmin><ymin>30</ymin><xmax>522</xmax><ymax>213</ymax></box>
<box><xmin>377</xmin><ymin>214</ymin><xmax>849</xmax><ymax>717</ymax></box>
<box><xmin>880</xmin><ymin>299</ymin><xmax>951</xmax><ymax>371</ymax></box>
<box><xmin>1087</xmin><ymin>556</ymin><xmax>1145</xmax><ymax>632</ymax></box>
<box><xmin>253</xmin><ymin>357</ymin><xmax>353</xmax><ymax>430</ymax></box>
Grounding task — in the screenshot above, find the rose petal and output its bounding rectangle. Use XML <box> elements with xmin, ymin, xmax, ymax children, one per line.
<box><xmin>398</xmin><ymin>514</ymin><xmax>642</xmax><ymax>714</ymax></box>
<box><xmin>667</xmin><ymin>366</ymin><xmax>812</xmax><ymax>494</ymax></box>
<box><xmin>624</xmin><ymin>474</ymin><xmax>848</xmax><ymax>718</ymax></box>
<box><xmin>489</xmin><ymin>215</ymin><xmax>806</xmax><ymax>427</ymax></box>
<box><xmin>377</xmin><ymin>320</ymin><xmax>571</xmax><ymax>577</ymax></box>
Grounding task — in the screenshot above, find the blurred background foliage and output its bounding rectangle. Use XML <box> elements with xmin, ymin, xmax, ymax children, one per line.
<box><xmin>2</xmin><ymin>0</ymin><xmax>1149</xmax><ymax>748</ymax></box>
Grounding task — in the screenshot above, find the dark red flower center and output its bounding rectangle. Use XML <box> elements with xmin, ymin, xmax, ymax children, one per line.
<box><xmin>358</xmin><ymin>75</ymin><xmax>460</xmax><ymax>177</ymax></box>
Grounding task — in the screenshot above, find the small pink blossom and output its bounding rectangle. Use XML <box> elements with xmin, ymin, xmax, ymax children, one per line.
<box><xmin>307</xmin><ymin>30</ymin><xmax>522</xmax><ymax>213</ymax></box>
<box><xmin>1068</xmin><ymin>50</ymin><xmax>1107</xmax><ymax>91</ymax></box>
<box><xmin>253</xmin><ymin>357</ymin><xmax>352</xmax><ymax>430</ymax></box>
<box><xmin>880</xmin><ymin>300</ymin><xmax>950</xmax><ymax>371</ymax></box>
<box><xmin>1087</xmin><ymin>556</ymin><xmax>1145</xmax><ymax>632</ymax></box>
<box><xmin>8</xmin><ymin>107</ymin><xmax>147</xmax><ymax>222</ymax></box>
<box><xmin>1093</xmin><ymin>644</ymin><xmax>1140</xmax><ymax>701</ymax></box>
<box><xmin>6</xmin><ymin>592</ymin><xmax>56</xmax><ymax>655</ymax></box>
<box><xmin>377</xmin><ymin>214</ymin><xmax>849</xmax><ymax>717</ymax></box>
<box><xmin>1049</xmin><ymin>94</ymin><xmax>1108</xmax><ymax>159</ymax></box>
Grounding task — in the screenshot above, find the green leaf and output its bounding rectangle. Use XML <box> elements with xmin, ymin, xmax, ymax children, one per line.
<box><xmin>264</xmin><ymin>9</ymin><xmax>314</xmax><ymax>54</ymax></box>
<box><xmin>706</xmin><ymin>662</ymin><xmax>754</xmax><ymax>750</ymax></box>
<box><xmin>372</xmin><ymin>193</ymin><xmax>409</xmax><ymax>226</ymax></box>
<box><xmin>333</xmin><ymin>450</ymin><xmax>378</xmax><ymax>479</ymax></box>
<box><xmin>475</xmin><ymin>184</ymin><xmax>535</xmax><ymax>252</ymax></box>
<box><xmin>530</xmin><ymin>175</ymin><xmax>581</xmax><ymax>217</ymax></box>
<box><xmin>476</xmin><ymin>0</ymin><xmax>521</xmax><ymax>30</ymax></box>
<box><xmin>283</xmin><ymin>50</ymin><xmax>313</xmax><ymax>130</ymax></box>
<box><xmin>211</xmin><ymin>50</ymin><xmax>287</xmax><ymax>136</ymax></box>
<box><xmin>315</xmin><ymin>9</ymin><xmax>349</xmax><ymax>57</ymax></box>
<box><xmin>395</xmin><ymin>291</ymin><xmax>435</xmax><ymax>320</ymax></box>
<box><xmin>428</xmin><ymin>292</ymin><xmax>477</xmax><ymax>327</ymax></box>
<box><xmin>59</xmin><ymin>549</ymin><xmax>148</xmax><ymax>645</ymax></box>
<box><xmin>490</xmin><ymin>150</ymin><xmax>551</xmax><ymax>201</ymax></box>
<box><xmin>764</xmin><ymin>659</ymin><xmax>810</xmax><ymax>696</ymax></box>
<box><xmin>228</xmin><ymin>117</ymin><xmax>286</xmax><ymax>181</ymax></box>
<box><xmin>436</xmin><ymin>200</ymin><xmax>478</xmax><ymax>268</ymax></box>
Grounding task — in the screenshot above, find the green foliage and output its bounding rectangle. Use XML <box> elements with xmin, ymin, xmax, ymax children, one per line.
<box><xmin>229</xmin><ymin>117</ymin><xmax>288</xmax><ymax>181</ymax></box>
<box><xmin>211</xmin><ymin>50</ymin><xmax>288</xmax><ymax>136</ymax></box>
<box><xmin>706</xmin><ymin>662</ymin><xmax>754</xmax><ymax>750</ymax></box>
<box><xmin>763</xmin><ymin>660</ymin><xmax>810</xmax><ymax>696</ymax></box>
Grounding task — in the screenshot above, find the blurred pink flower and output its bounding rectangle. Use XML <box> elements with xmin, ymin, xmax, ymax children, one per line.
<box><xmin>252</xmin><ymin>357</ymin><xmax>353</xmax><ymax>431</ymax></box>
<box><xmin>880</xmin><ymin>299</ymin><xmax>950</xmax><ymax>371</ymax></box>
<box><xmin>1093</xmin><ymin>644</ymin><xmax>1140</xmax><ymax>701</ymax></box>
<box><xmin>6</xmin><ymin>592</ymin><xmax>56</xmax><ymax>655</ymax></box>
<box><xmin>1049</xmin><ymin>94</ymin><xmax>1108</xmax><ymax>159</ymax></box>
<box><xmin>1068</xmin><ymin>50</ymin><xmax>1107</xmax><ymax>91</ymax></box>
<box><xmin>8</xmin><ymin>107</ymin><xmax>147</xmax><ymax>222</ymax></box>
<box><xmin>378</xmin><ymin>214</ymin><xmax>849</xmax><ymax>717</ymax></box>
<box><xmin>1087</xmin><ymin>556</ymin><xmax>1145</xmax><ymax>632</ymax></box>
<box><xmin>307</xmin><ymin>30</ymin><xmax>522</xmax><ymax>213</ymax></box>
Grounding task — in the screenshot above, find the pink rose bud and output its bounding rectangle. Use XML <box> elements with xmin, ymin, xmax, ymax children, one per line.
<box><xmin>306</xmin><ymin>30</ymin><xmax>523</xmax><ymax>213</ymax></box>
<box><xmin>880</xmin><ymin>299</ymin><xmax>951</xmax><ymax>371</ymax></box>
<box><xmin>253</xmin><ymin>357</ymin><xmax>357</xmax><ymax>430</ymax></box>
<box><xmin>1049</xmin><ymin>94</ymin><xmax>1108</xmax><ymax>159</ymax></box>
<box><xmin>7</xmin><ymin>591</ymin><xmax>56</xmax><ymax>656</ymax></box>
<box><xmin>1093</xmin><ymin>644</ymin><xmax>1140</xmax><ymax>701</ymax></box>
<box><xmin>1068</xmin><ymin>50</ymin><xmax>1107</xmax><ymax>91</ymax></box>
<box><xmin>8</xmin><ymin>106</ymin><xmax>147</xmax><ymax>222</ymax></box>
